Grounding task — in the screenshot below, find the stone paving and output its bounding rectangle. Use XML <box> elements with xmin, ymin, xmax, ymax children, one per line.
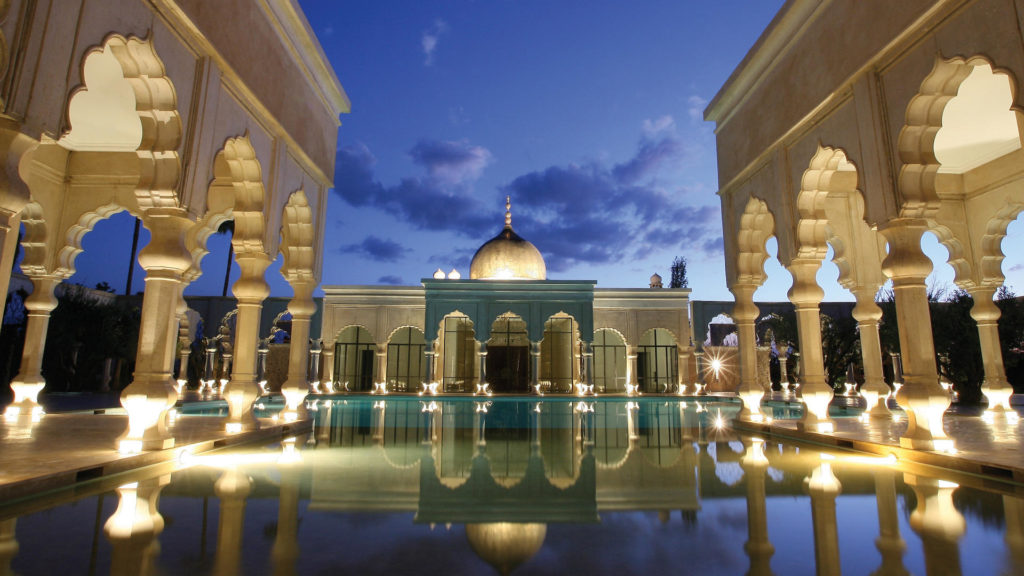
<box><xmin>0</xmin><ymin>409</ymin><xmax>310</xmax><ymax>504</ymax></box>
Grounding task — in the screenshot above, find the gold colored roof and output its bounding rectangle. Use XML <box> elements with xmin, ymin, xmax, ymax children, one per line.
<box><xmin>469</xmin><ymin>197</ymin><xmax>546</xmax><ymax>281</ymax></box>
<box><xmin>465</xmin><ymin>523</ymin><xmax>547</xmax><ymax>575</ymax></box>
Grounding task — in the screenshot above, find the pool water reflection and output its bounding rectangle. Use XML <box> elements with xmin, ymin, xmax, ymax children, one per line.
<box><xmin>2</xmin><ymin>397</ymin><xmax>1021</xmax><ymax>575</ymax></box>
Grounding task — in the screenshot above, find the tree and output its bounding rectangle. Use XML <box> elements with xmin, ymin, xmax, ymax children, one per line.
<box><xmin>95</xmin><ymin>281</ymin><xmax>114</xmax><ymax>293</ymax></box>
<box><xmin>216</xmin><ymin>220</ymin><xmax>235</xmax><ymax>297</ymax></box>
<box><xmin>670</xmin><ymin>256</ymin><xmax>689</xmax><ymax>289</ymax></box>
<box><xmin>996</xmin><ymin>286</ymin><xmax>1024</xmax><ymax>392</ymax></box>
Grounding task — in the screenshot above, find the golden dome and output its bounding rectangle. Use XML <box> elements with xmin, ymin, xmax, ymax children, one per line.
<box><xmin>465</xmin><ymin>523</ymin><xmax>547</xmax><ymax>576</ymax></box>
<box><xmin>469</xmin><ymin>197</ymin><xmax>546</xmax><ymax>281</ymax></box>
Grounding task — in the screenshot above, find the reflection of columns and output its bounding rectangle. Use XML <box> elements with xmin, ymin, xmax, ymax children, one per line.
<box><xmin>881</xmin><ymin>220</ymin><xmax>951</xmax><ymax>450</ymax></box>
<box><xmin>1003</xmin><ymin>495</ymin><xmax>1024</xmax><ymax>572</ymax></box>
<box><xmin>742</xmin><ymin>438</ymin><xmax>775</xmax><ymax>576</ymax></box>
<box><xmin>732</xmin><ymin>284</ymin><xmax>764</xmax><ymax>420</ymax></box>
<box><xmin>789</xmin><ymin>259</ymin><xmax>833</xmax><ymax>433</ymax></box>
<box><xmin>804</xmin><ymin>458</ymin><xmax>842</xmax><ymax>576</ymax></box>
<box><xmin>272</xmin><ymin>467</ymin><xmax>301</xmax><ymax>576</ymax></box>
<box><xmin>853</xmin><ymin>289</ymin><xmax>891</xmax><ymax>419</ymax></box>
<box><xmin>120</xmin><ymin>209</ymin><xmax>193</xmax><ymax>452</ymax></box>
<box><xmin>477</xmin><ymin>341</ymin><xmax>488</xmax><ymax>386</ymax></box>
<box><xmin>214</xmin><ymin>467</ymin><xmax>253</xmax><ymax>576</ymax></box>
<box><xmin>224</xmin><ymin>254</ymin><xmax>271</xmax><ymax>433</ymax></box>
<box><xmin>968</xmin><ymin>287</ymin><xmax>1013</xmax><ymax>413</ymax></box>
<box><xmin>6</xmin><ymin>274</ymin><xmax>60</xmax><ymax>418</ymax></box>
<box><xmin>530</xmin><ymin>341</ymin><xmax>541</xmax><ymax>390</ymax></box>
<box><xmin>0</xmin><ymin>518</ymin><xmax>17</xmax><ymax>576</ymax></box>
<box><xmin>904</xmin><ymin>474</ymin><xmax>964</xmax><ymax>576</ymax></box>
<box><xmin>104</xmin><ymin>476</ymin><xmax>169</xmax><ymax>576</ymax></box>
<box><xmin>871</xmin><ymin>469</ymin><xmax>908</xmax><ymax>576</ymax></box>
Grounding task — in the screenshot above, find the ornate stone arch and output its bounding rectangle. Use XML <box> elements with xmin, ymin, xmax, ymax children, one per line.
<box><xmin>980</xmin><ymin>200</ymin><xmax>1024</xmax><ymax>286</ymax></box>
<box><xmin>280</xmin><ymin>189</ymin><xmax>315</xmax><ymax>285</ymax></box>
<box><xmin>17</xmin><ymin>201</ymin><xmax>46</xmax><ymax>275</ymax></box>
<box><xmin>736</xmin><ymin>197</ymin><xmax>776</xmax><ymax>287</ymax></box>
<box><xmin>897</xmin><ymin>55</ymin><xmax>1023</xmax><ymax>218</ymax></box>
<box><xmin>61</xmin><ymin>35</ymin><xmax>182</xmax><ymax>210</ymax></box>
<box><xmin>56</xmin><ymin>203</ymin><xmax>142</xmax><ymax>277</ymax></box>
<box><xmin>188</xmin><ymin>135</ymin><xmax>266</xmax><ymax>280</ymax></box>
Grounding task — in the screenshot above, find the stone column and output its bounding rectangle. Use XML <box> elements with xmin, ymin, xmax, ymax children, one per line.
<box><xmin>104</xmin><ymin>475</ymin><xmax>169</xmax><ymax>576</ymax></box>
<box><xmin>175</xmin><ymin>284</ymin><xmax>191</xmax><ymax>382</ymax></box>
<box><xmin>778</xmin><ymin>349</ymin><xmax>790</xmax><ymax>390</ymax></box>
<box><xmin>6</xmin><ymin>274</ymin><xmax>60</xmax><ymax>418</ymax></box>
<box><xmin>307</xmin><ymin>339</ymin><xmax>322</xmax><ymax>390</ymax></box>
<box><xmin>424</xmin><ymin>342</ymin><xmax>436</xmax><ymax>388</ymax></box>
<box><xmin>375</xmin><ymin>345</ymin><xmax>388</xmax><ymax>391</ymax></box>
<box><xmin>871</xmin><ymin>469</ymin><xmax>908</xmax><ymax>576</ymax></box>
<box><xmin>853</xmin><ymin>288</ymin><xmax>891</xmax><ymax>419</ymax></box>
<box><xmin>880</xmin><ymin>220</ymin><xmax>951</xmax><ymax>450</ymax></box>
<box><xmin>477</xmin><ymin>341</ymin><xmax>488</xmax><ymax>387</ymax></box>
<box><xmin>322</xmin><ymin>344</ymin><xmax>335</xmax><ymax>388</ymax></box>
<box><xmin>213</xmin><ymin>467</ymin><xmax>252</xmax><ymax>576</ymax></box>
<box><xmin>968</xmin><ymin>287</ymin><xmax>1014</xmax><ymax>414</ymax></box>
<box><xmin>0</xmin><ymin>208</ymin><xmax>21</xmax><ymax>311</ymax></box>
<box><xmin>530</xmin><ymin>341</ymin><xmax>542</xmax><ymax>392</ymax></box>
<box><xmin>904</xmin><ymin>474</ymin><xmax>965</xmax><ymax>575</ymax></box>
<box><xmin>582</xmin><ymin>341</ymin><xmax>594</xmax><ymax>389</ymax></box>
<box><xmin>732</xmin><ymin>283</ymin><xmax>765</xmax><ymax>421</ymax></box>
<box><xmin>627</xmin><ymin>347</ymin><xmax>639</xmax><ymax>391</ymax></box>
<box><xmin>678</xmin><ymin>348</ymin><xmax>691</xmax><ymax>394</ymax></box>
<box><xmin>120</xmin><ymin>209</ymin><xmax>193</xmax><ymax>452</ymax></box>
<box><xmin>788</xmin><ymin>259</ymin><xmax>834</xmax><ymax>433</ymax></box>
<box><xmin>223</xmin><ymin>253</ymin><xmax>270</xmax><ymax>433</ymax></box>
<box><xmin>805</xmin><ymin>458</ymin><xmax>842</xmax><ymax>576</ymax></box>
<box><xmin>742</xmin><ymin>438</ymin><xmax>775</xmax><ymax>576</ymax></box>
<box><xmin>282</xmin><ymin>281</ymin><xmax>315</xmax><ymax>414</ymax></box>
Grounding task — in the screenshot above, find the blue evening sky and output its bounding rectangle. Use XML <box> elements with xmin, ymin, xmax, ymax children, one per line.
<box><xmin>65</xmin><ymin>1</ymin><xmax>1024</xmax><ymax>302</ymax></box>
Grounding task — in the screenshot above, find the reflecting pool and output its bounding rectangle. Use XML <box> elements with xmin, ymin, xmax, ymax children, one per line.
<box><xmin>2</xmin><ymin>397</ymin><xmax>1021</xmax><ymax>575</ymax></box>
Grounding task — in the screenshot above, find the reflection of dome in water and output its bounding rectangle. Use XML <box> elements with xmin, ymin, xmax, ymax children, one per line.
<box><xmin>466</xmin><ymin>523</ymin><xmax>547</xmax><ymax>576</ymax></box>
<box><xmin>470</xmin><ymin>197</ymin><xmax>546</xmax><ymax>281</ymax></box>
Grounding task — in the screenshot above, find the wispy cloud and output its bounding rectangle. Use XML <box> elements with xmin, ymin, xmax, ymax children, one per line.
<box><xmin>687</xmin><ymin>95</ymin><xmax>709</xmax><ymax>122</ymax></box>
<box><xmin>409</xmin><ymin>139</ymin><xmax>492</xmax><ymax>186</ymax></box>
<box><xmin>341</xmin><ymin>235</ymin><xmax>409</xmax><ymax>262</ymax></box>
<box><xmin>377</xmin><ymin>275</ymin><xmax>404</xmax><ymax>285</ymax></box>
<box><xmin>422</xmin><ymin>19</ymin><xmax>448</xmax><ymax>66</ymax></box>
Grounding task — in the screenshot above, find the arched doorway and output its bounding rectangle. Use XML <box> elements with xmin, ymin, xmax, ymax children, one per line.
<box><xmin>387</xmin><ymin>327</ymin><xmax>426</xmax><ymax>393</ymax></box>
<box><xmin>541</xmin><ymin>315</ymin><xmax>578</xmax><ymax>393</ymax></box>
<box><xmin>593</xmin><ymin>329</ymin><xmax>627</xmax><ymax>393</ymax></box>
<box><xmin>440</xmin><ymin>315</ymin><xmax>476</xmax><ymax>393</ymax></box>
<box><xmin>334</xmin><ymin>326</ymin><xmax>375</xmax><ymax>392</ymax></box>
<box><xmin>637</xmin><ymin>329</ymin><xmax>677</xmax><ymax>393</ymax></box>
<box><xmin>487</xmin><ymin>314</ymin><xmax>530</xmax><ymax>393</ymax></box>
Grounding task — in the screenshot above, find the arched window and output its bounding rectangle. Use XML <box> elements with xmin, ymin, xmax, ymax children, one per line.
<box><xmin>488</xmin><ymin>314</ymin><xmax>531</xmax><ymax>393</ymax></box>
<box><xmin>593</xmin><ymin>329</ymin><xmax>627</xmax><ymax>393</ymax></box>
<box><xmin>638</xmin><ymin>329</ymin><xmax>677</xmax><ymax>393</ymax></box>
<box><xmin>541</xmin><ymin>316</ymin><xmax>576</xmax><ymax>393</ymax></box>
<box><xmin>441</xmin><ymin>315</ymin><xmax>476</xmax><ymax>393</ymax></box>
<box><xmin>387</xmin><ymin>327</ymin><xmax>426</xmax><ymax>392</ymax></box>
<box><xmin>334</xmin><ymin>326</ymin><xmax>375</xmax><ymax>391</ymax></box>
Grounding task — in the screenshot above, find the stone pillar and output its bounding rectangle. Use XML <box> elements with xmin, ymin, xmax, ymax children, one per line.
<box><xmin>742</xmin><ymin>438</ymin><xmax>775</xmax><ymax>576</ymax></box>
<box><xmin>104</xmin><ymin>475</ymin><xmax>169</xmax><ymax>576</ymax></box>
<box><xmin>375</xmin><ymin>345</ymin><xmax>387</xmax><ymax>390</ymax></box>
<box><xmin>778</xmin><ymin>349</ymin><xmax>790</xmax><ymax>390</ymax></box>
<box><xmin>853</xmin><ymin>288</ymin><xmax>892</xmax><ymax>419</ymax></box>
<box><xmin>872</xmin><ymin>469</ymin><xmax>908</xmax><ymax>576</ymax></box>
<box><xmin>582</xmin><ymin>341</ymin><xmax>594</xmax><ymax>388</ymax></box>
<box><xmin>968</xmin><ymin>287</ymin><xmax>1014</xmax><ymax>414</ymax></box>
<box><xmin>0</xmin><ymin>209</ymin><xmax>21</xmax><ymax>312</ymax></box>
<box><xmin>223</xmin><ymin>253</ymin><xmax>271</xmax><ymax>433</ymax></box>
<box><xmin>904</xmin><ymin>474</ymin><xmax>965</xmax><ymax>576</ymax></box>
<box><xmin>282</xmin><ymin>281</ymin><xmax>315</xmax><ymax>413</ymax></box>
<box><xmin>477</xmin><ymin>341</ymin><xmax>488</xmax><ymax>386</ymax></box>
<box><xmin>213</xmin><ymin>467</ymin><xmax>252</xmax><ymax>576</ymax></box>
<box><xmin>308</xmin><ymin>339</ymin><xmax>323</xmax><ymax>389</ymax></box>
<box><xmin>805</xmin><ymin>458</ymin><xmax>842</xmax><ymax>576</ymax></box>
<box><xmin>880</xmin><ymin>220</ymin><xmax>951</xmax><ymax>450</ymax></box>
<box><xmin>6</xmin><ymin>274</ymin><xmax>60</xmax><ymax>416</ymax></box>
<box><xmin>627</xmin><ymin>347</ymin><xmax>639</xmax><ymax>391</ymax></box>
<box><xmin>175</xmin><ymin>285</ymin><xmax>191</xmax><ymax>382</ymax></box>
<box><xmin>678</xmin><ymin>348</ymin><xmax>691</xmax><ymax>394</ymax></box>
<box><xmin>322</xmin><ymin>344</ymin><xmax>335</xmax><ymax>387</ymax></box>
<box><xmin>424</xmin><ymin>342</ymin><xmax>436</xmax><ymax>387</ymax></box>
<box><xmin>530</xmin><ymin>341</ymin><xmax>542</xmax><ymax>392</ymax></box>
<box><xmin>788</xmin><ymin>259</ymin><xmax>834</xmax><ymax>433</ymax></box>
<box><xmin>120</xmin><ymin>209</ymin><xmax>193</xmax><ymax>452</ymax></box>
<box><xmin>732</xmin><ymin>284</ymin><xmax>764</xmax><ymax>421</ymax></box>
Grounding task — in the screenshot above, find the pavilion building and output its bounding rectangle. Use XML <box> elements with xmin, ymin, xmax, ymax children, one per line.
<box><xmin>321</xmin><ymin>199</ymin><xmax>695</xmax><ymax>395</ymax></box>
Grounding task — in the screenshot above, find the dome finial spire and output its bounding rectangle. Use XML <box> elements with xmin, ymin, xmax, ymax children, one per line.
<box><xmin>505</xmin><ymin>195</ymin><xmax>512</xmax><ymax>228</ymax></box>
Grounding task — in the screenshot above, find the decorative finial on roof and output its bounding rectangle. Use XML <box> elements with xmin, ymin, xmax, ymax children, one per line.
<box><xmin>505</xmin><ymin>195</ymin><xmax>512</xmax><ymax>228</ymax></box>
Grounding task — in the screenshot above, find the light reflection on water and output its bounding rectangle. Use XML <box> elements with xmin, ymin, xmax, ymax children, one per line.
<box><xmin>2</xmin><ymin>397</ymin><xmax>1021</xmax><ymax>575</ymax></box>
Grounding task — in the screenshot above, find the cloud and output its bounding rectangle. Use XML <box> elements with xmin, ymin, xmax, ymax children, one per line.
<box><xmin>341</xmin><ymin>236</ymin><xmax>408</xmax><ymax>262</ymax></box>
<box><xmin>333</xmin><ymin>127</ymin><xmax>723</xmax><ymax>275</ymax></box>
<box><xmin>409</xmin><ymin>139</ymin><xmax>492</xmax><ymax>186</ymax></box>
<box><xmin>687</xmin><ymin>95</ymin><xmax>709</xmax><ymax>122</ymax></box>
<box><xmin>421</xmin><ymin>19</ymin><xmax>448</xmax><ymax>66</ymax></box>
<box><xmin>333</xmin><ymin>140</ymin><xmax>495</xmax><ymax>237</ymax></box>
<box><xmin>377</xmin><ymin>275</ymin><xmax>404</xmax><ymax>285</ymax></box>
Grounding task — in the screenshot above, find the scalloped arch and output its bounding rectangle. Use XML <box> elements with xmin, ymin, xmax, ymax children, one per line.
<box><xmin>981</xmin><ymin>200</ymin><xmax>1024</xmax><ymax>286</ymax></box>
<box><xmin>57</xmin><ymin>203</ymin><xmax>141</xmax><ymax>277</ymax></box>
<box><xmin>736</xmin><ymin>197</ymin><xmax>776</xmax><ymax>286</ymax></box>
<box><xmin>280</xmin><ymin>189</ymin><xmax>315</xmax><ymax>284</ymax></box>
